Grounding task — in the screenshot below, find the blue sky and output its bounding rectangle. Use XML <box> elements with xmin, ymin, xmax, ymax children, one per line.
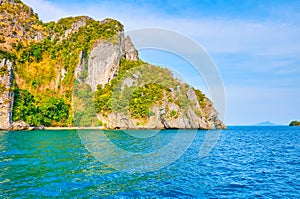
<box><xmin>23</xmin><ymin>0</ymin><xmax>300</xmax><ymax>125</ymax></box>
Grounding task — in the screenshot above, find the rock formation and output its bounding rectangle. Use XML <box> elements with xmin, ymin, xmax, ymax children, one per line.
<box><xmin>81</xmin><ymin>32</ymin><xmax>138</xmax><ymax>91</ymax></box>
<box><xmin>0</xmin><ymin>58</ymin><xmax>14</xmax><ymax>130</ymax></box>
<box><xmin>9</xmin><ymin>120</ymin><xmax>31</xmax><ymax>131</ymax></box>
<box><xmin>97</xmin><ymin>87</ymin><xmax>226</xmax><ymax>130</ymax></box>
<box><xmin>123</xmin><ymin>36</ymin><xmax>138</xmax><ymax>61</ymax></box>
<box><xmin>0</xmin><ymin>59</ymin><xmax>32</xmax><ymax>130</ymax></box>
<box><xmin>0</xmin><ymin>0</ymin><xmax>226</xmax><ymax>130</ymax></box>
<box><xmin>85</xmin><ymin>40</ymin><xmax>121</xmax><ymax>91</ymax></box>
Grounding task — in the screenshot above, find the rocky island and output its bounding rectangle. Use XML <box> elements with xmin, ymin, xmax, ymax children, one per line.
<box><xmin>0</xmin><ymin>0</ymin><xmax>226</xmax><ymax>130</ymax></box>
<box><xmin>289</xmin><ymin>121</ymin><xmax>300</xmax><ymax>126</ymax></box>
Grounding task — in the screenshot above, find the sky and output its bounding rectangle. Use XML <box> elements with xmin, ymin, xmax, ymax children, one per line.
<box><xmin>23</xmin><ymin>0</ymin><xmax>300</xmax><ymax>125</ymax></box>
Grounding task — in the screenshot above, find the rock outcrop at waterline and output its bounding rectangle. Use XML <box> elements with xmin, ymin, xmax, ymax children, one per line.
<box><xmin>0</xmin><ymin>0</ymin><xmax>226</xmax><ymax>130</ymax></box>
<box><xmin>0</xmin><ymin>59</ymin><xmax>14</xmax><ymax>130</ymax></box>
<box><xmin>0</xmin><ymin>59</ymin><xmax>33</xmax><ymax>130</ymax></box>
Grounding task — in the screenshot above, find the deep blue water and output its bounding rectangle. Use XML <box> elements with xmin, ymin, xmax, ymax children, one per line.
<box><xmin>0</xmin><ymin>126</ymin><xmax>299</xmax><ymax>198</ymax></box>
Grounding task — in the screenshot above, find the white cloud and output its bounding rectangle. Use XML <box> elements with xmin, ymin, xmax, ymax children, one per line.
<box><xmin>22</xmin><ymin>0</ymin><xmax>67</xmax><ymax>22</ymax></box>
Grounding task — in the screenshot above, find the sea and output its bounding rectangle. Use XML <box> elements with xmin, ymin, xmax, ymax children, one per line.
<box><xmin>0</xmin><ymin>126</ymin><xmax>299</xmax><ymax>198</ymax></box>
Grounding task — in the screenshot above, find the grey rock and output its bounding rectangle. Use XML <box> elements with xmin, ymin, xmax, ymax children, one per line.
<box><xmin>32</xmin><ymin>125</ymin><xmax>45</xmax><ymax>130</ymax></box>
<box><xmin>186</xmin><ymin>88</ymin><xmax>197</xmax><ymax>101</ymax></box>
<box><xmin>10</xmin><ymin>121</ymin><xmax>31</xmax><ymax>131</ymax></box>
<box><xmin>72</xmin><ymin>19</ymin><xmax>87</xmax><ymax>31</ymax></box>
<box><xmin>0</xmin><ymin>59</ymin><xmax>14</xmax><ymax>130</ymax></box>
<box><xmin>159</xmin><ymin>108</ymin><xmax>166</xmax><ymax>115</ymax></box>
<box><xmin>97</xmin><ymin>112</ymin><xmax>134</xmax><ymax>129</ymax></box>
<box><xmin>75</xmin><ymin>51</ymin><xmax>85</xmax><ymax>83</ymax></box>
<box><xmin>121</xmin><ymin>77</ymin><xmax>134</xmax><ymax>90</ymax></box>
<box><xmin>34</xmin><ymin>31</ymin><xmax>43</xmax><ymax>41</ymax></box>
<box><xmin>132</xmin><ymin>73</ymin><xmax>139</xmax><ymax>79</ymax></box>
<box><xmin>60</xmin><ymin>68</ymin><xmax>67</xmax><ymax>80</ymax></box>
<box><xmin>86</xmin><ymin>40</ymin><xmax>121</xmax><ymax>91</ymax></box>
<box><xmin>59</xmin><ymin>18</ymin><xmax>89</xmax><ymax>41</ymax></box>
<box><xmin>81</xmin><ymin>31</ymin><xmax>139</xmax><ymax>91</ymax></box>
<box><xmin>186</xmin><ymin>88</ymin><xmax>201</xmax><ymax>110</ymax></box>
<box><xmin>123</xmin><ymin>36</ymin><xmax>138</xmax><ymax>61</ymax></box>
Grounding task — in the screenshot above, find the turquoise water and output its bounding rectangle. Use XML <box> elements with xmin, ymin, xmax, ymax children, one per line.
<box><xmin>0</xmin><ymin>126</ymin><xmax>299</xmax><ymax>198</ymax></box>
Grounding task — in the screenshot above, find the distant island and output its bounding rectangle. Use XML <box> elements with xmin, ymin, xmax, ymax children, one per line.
<box><xmin>252</xmin><ymin>121</ymin><xmax>283</xmax><ymax>126</ymax></box>
<box><xmin>289</xmin><ymin>121</ymin><xmax>300</xmax><ymax>126</ymax></box>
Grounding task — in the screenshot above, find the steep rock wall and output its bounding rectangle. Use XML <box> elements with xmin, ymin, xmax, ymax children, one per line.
<box><xmin>85</xmin><ymin>41</ymin><xmax>121</xmax><ymax>91</ymax></box>
<box><xmin>82</xmin><ymin>32</ymin><xmax>138</xmax><ymax>91</ymax></box>
<box><xmin>0</xmin><ymin>59</ymin><xmax>14</xmax><ymax>130</ymax></box>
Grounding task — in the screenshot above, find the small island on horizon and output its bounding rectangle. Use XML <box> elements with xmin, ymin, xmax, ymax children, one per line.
<box><xmin>289</xmin><ymin>121</ymin><xmax>300</xmax><ymax>126</ymax></box>
<box><xmin>252</xmin><ymin>121</ymin><xmax>284</xmax><ymax>126</ymax></box>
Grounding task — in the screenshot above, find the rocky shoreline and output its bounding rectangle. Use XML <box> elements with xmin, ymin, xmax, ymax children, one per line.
<box><xmin>1</xmin><ymin>125</ymin><xmax>228</xmax><ymax>131</ymax></box>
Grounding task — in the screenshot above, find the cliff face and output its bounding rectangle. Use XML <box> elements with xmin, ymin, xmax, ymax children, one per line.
<box><xmin>83</xmin><ymin>33</ymin><xmax>138</xmax><ymax>91</ymax></box>
<box><xmin>0</xmin><ymin>58</ymin><xmax>13</xmax><ymax>129</ymax></box>
<box><xmin>0</xmin><ymin>0</ymin><xmax>226</xmax><ymax>130</ymax></box>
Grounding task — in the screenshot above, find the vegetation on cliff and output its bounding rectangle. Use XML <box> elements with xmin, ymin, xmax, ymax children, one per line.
<box><xmin>1</xmin><ymin>0</ymin><xmax>124</xmax><ymax>126</ymax></box>
<box><xmin>0</xmin><ymin>0</ymin><xmax>224</xmax><ymax>129</ymax></box>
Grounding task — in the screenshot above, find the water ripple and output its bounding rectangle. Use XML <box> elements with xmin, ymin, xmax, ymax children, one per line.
<box><xmin>0</xmin><ymin>127</ymin><xmax>299</xmax><ymax>198</ymax></box>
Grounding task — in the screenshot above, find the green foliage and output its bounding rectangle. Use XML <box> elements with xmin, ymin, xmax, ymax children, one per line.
<box><xmin>0</xmin><ymin>83</ymin><xmax>6</xmax><ymax>92</ymax></box>
<box><xmin>13</xmin><ymin>15</ymin><xmax>125</xmax><ymax>113</ymax></box>
<box><xmin>194</xmin><ymin>88</ymin><xmax>207</xmax><ymax>108</ymax></box>
<box><xmin>0</xmin><ymin>35</ymin><xmax>5</xmax><ymax>43</ymax></box>
<box><xmin>19</xmin><ymin>41</ymin><xmax>48</xmax><ymax>63</ymax></box>
<box><xmin>0</xmin><ymin>65</ymin><xmax>8</xmax><ymax>77</ymax></box>
<box><xmin>289</xmin><ymin>121</ymin><xmax>300</xmax><ymax>126</ymax></box>
<box><xmin>12</xmin><ymin>89</ymin><xmax>37</xmax><ymax>124</ymax></box>
<box><xmin>116</xmin><ymin>58</ymin><xmax>145</xmax><ymax>80</ymax></box>
<box><xmin>129</xmin><ymin>84</ymin><xmax>163</xmax><ymax>118</ymax></box>
<box><xmin>95</xmin><ymin>84</ymin><xmax>113</xmax><ymax>113</ymax></box>
<box><xmin>12</xmin><ymin>89</ymin><xmax>70</xmax><ymax>126</ymax></box>
<box><xmin>95</xmin><ymin>58</ymin><xmax>174</xmax><ymax>118</ymax></box>
<box><xmin>1</xmin><ymin>3</ymin><xmax>210</xmax><ymax>127</ymax></box>
<box><xmin>14</xmin><ymin>0</ymin><xmax>23</xmax><ymax>4</ymax></box>
<box><xmin>0</xmin><ymin>50</ymin><xmax>16</xmax><ymax>61</ymax></box>
<box><xmin>94</xmin><ymin>58</ymin><xmax>200</xmax><ymax>120</ymax></box>
<box><xmin>73</xmin><ymin>83</ymin><xmax>99</xmax><ymax>127</ymax></box>
<box><xmin>38</xmin><ymin>97</ymin><xmax>70</xmax><ymax>126</ymax></box>
<box><xmin>170</xmin><ymin>110</ymin><xmax>178</xmax><ymax>118</ymax></box>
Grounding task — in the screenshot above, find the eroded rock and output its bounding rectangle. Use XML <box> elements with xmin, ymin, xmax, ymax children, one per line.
<box><xmin>0</xmin><ymin>58</ymin><xmax>14</xmax><ymax>130</ymax></box>
<box><xmin>10</xmin><ymin>121</ymin><xmax>31</xmax><ymax>131</ymax></box>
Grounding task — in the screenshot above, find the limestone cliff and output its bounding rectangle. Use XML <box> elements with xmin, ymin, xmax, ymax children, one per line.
<box><xmin>0</xmin><ymin>0</ymin><xmax>226</xmax><ymax>130</ymax></box>
<box><xmin>76</xmin><ymin>32</ymin><xmax>138</xmax><ymax>91</ymax></box>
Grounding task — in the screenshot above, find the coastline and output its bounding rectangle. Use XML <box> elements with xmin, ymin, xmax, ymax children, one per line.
<box><xmin>1</xmin><ymin>126</ymin><xmax>227</xmax><ymax>131</ymax></box>
<box><xmin>44</xmin><ymin>127</ymin><xmax>106</xmax><ymax>130</ymax></box>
